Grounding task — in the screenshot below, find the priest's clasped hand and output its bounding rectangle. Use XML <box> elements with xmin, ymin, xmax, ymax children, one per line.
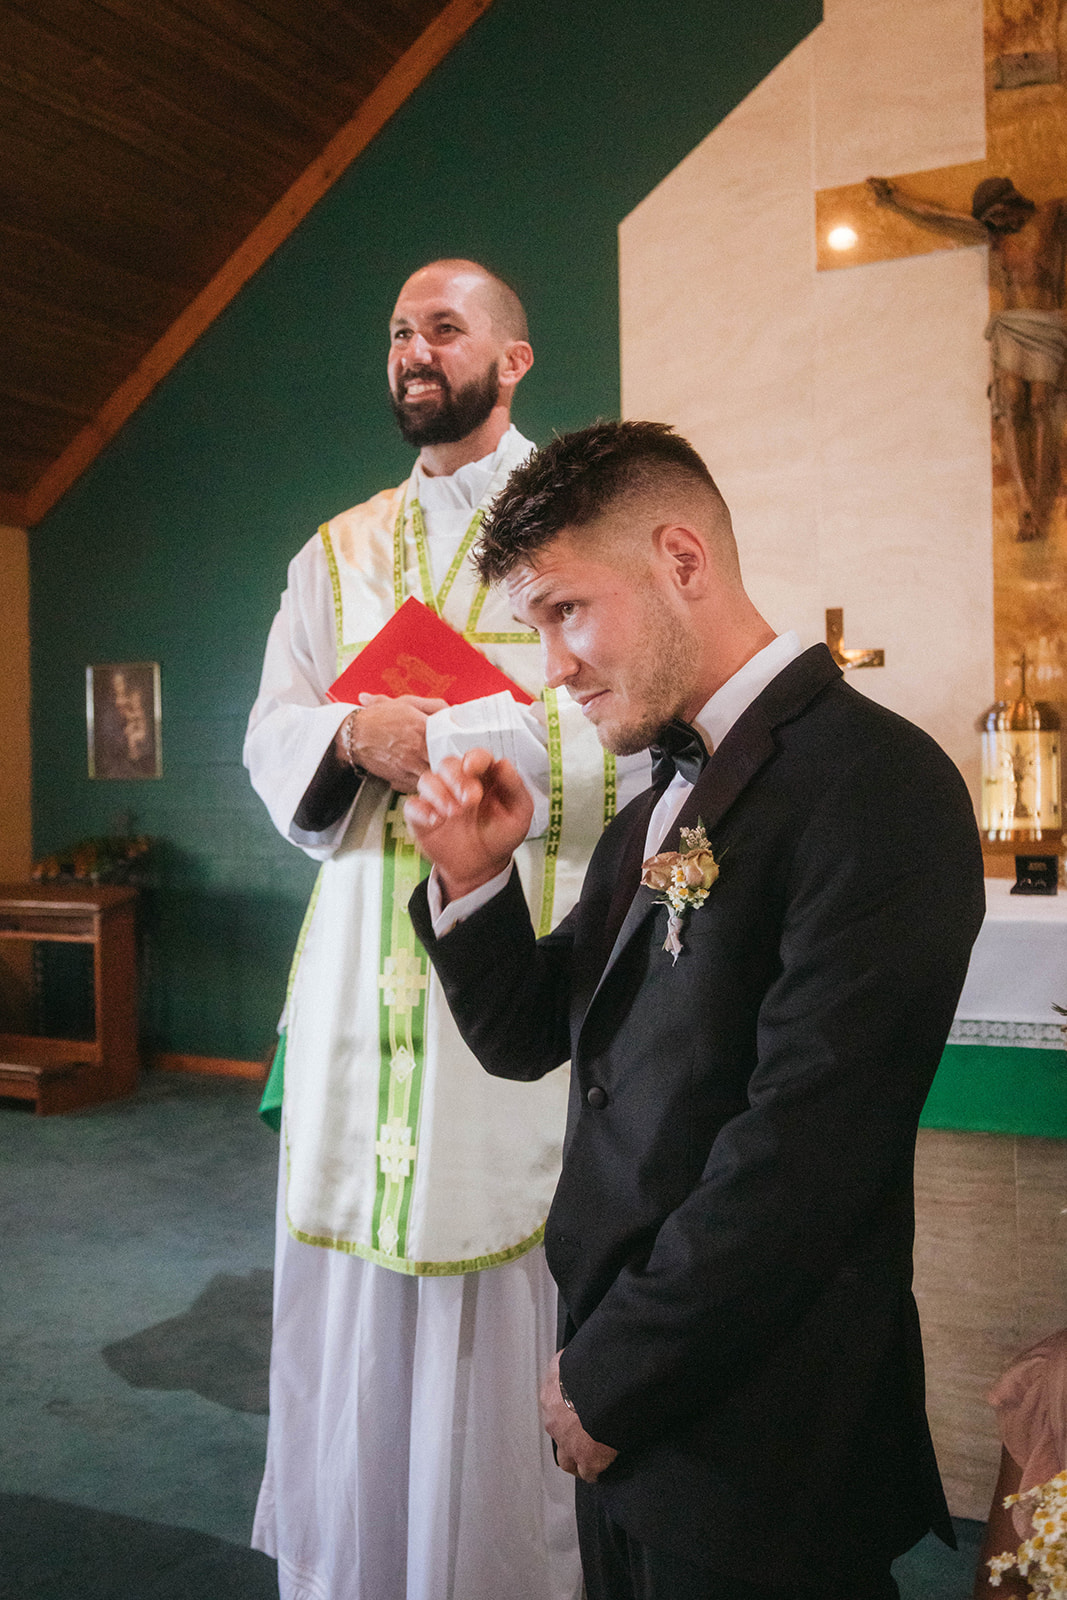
<box><xmin>335</xmin><ymin>692</ymin><xmax>448</xmax><ymax>793</ymax></box>
<box><xmin>405</xmin><ymin>748</ymin><xmax>534</xmax><ymax>902</ymax></box>
<box><xmin>539</xmin><ymin>1351</ymin><xmax>618</xmax><ymax>1483</ymax></box>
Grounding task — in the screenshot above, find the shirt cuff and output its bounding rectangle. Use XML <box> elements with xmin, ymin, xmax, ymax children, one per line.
<box><xmin>428</xmin><ymin>863</ymin><xmax>514</xmax><ymax>937</ymax></box>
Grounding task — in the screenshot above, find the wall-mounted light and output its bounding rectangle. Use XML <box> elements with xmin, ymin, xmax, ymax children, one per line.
<box><xmin>827</xmin><ymin>225</ymin><xmax>859</xmax><ymax>251</ymax></box>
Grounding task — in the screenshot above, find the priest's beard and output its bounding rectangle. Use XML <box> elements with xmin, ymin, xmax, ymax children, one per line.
<box><xmin>390</xmin><ymin>361</ymin><xmax>500</xmax><ymax>447</ymax></box>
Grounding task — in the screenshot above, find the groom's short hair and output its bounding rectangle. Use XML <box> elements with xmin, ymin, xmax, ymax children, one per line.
<box><xmin>475</xmin><ymin>419</ymin><xmax>731</xmax><ymax>583</ymax></box>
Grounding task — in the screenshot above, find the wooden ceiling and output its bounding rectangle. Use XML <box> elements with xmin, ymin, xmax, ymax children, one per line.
<box><xmin>1</xmin><ymin>0</ymin><xmax>490</xmax><ymax>526</ymax></box>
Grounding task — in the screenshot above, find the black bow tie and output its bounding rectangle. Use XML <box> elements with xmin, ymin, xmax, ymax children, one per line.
<box><xmin>650</xmin><ymin>719</ymin><xmax>710</xmax><ymax>787</ymax></box>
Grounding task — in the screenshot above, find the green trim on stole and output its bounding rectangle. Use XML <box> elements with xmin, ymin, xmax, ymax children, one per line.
<box><xmin>407</xmin><ymin>498</ymin><xmax>486</xmax><ymax>616</ymax></box>
<box><xmin>465</xmin><ymin>580</ymin><xmax>538</xmax><ymax>645</ymax></box>
<box><xmin>286</xmin><ymin>1219</ymin><xmax>547</xmax><ymax>1275</ymax></box>
<box><xmin>400</xmin><ymin>494</ymin><xmax>539</xmax><ymax>645</ymax></box>
<box><xmin>362</xmin><ymin>488</ymin><xmax>526</xmax><ymax>1266</ymax></box>
<box><xmin>408</xmin><ymin>500</ymin><xmax>438</xmax><ymax>612</ymax></box>
<box><xmin>320</xmin><ymin>522</ymin><xmax>346</xmax><ymax>673</ymax></box>
<box><xmin>371</xmin><ymin>798</ymin><xmax>432</xmax><ymax>1258</ymax></box>
<box><xmin>466</xmin><ymin>634</ymin><xmax>540</xmax><ymax>643</ymax></box>
<box><xmin>537</xmin><ymin>689</ymin><xmax>564</xmax><ymax>937</ymax></box>
<box><xmin>603</xmin><ymin>750</ymin><xmax>617</xmax><ymax>825</ymax></box>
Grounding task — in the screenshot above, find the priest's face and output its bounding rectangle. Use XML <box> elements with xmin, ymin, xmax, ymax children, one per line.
<box><xmin>506</xmin><ymin>529</ymin><xmax>700</xmax><ymax>756</ymax></box>
<box><xmin>388</xmin><ymin>265</ymin><xmax>504</xmax><ymax>447</ymax></box>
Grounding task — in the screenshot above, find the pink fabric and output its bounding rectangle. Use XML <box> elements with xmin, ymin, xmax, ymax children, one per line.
<box><xmin>989</xmin><ymin>1326</ymin><xmax>1067</xmax><ymax>1536</ymax></box>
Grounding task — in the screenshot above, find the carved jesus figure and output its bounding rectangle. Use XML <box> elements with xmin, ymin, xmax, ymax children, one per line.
<box><xmin>869</xmin><ymin>175</ymin><xmax>1067</xmax><ymax>540</ymax></box>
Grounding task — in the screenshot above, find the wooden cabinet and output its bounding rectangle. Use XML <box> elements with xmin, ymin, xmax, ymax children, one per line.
<box><xmin>0</xmin><ymin>883</ymin><xmax>139</xmax><ymax>1114</ymax></box>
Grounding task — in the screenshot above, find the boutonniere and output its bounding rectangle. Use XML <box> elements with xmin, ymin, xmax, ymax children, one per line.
<box><xmin>640</xmin><ymin>822</ymin><xmax>719</xmax><ymax>963</ymax></box>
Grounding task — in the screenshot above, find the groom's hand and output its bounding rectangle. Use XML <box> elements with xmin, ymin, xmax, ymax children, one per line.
<box><xmin>540</xmin><ymin>1350</ymin><xmax>618</xmax><ymax>1483</ymax></box>
<box><xmin>405</xmin><ymin>748</ymin><xmax>534</xmax><ymax>901</ymax></box>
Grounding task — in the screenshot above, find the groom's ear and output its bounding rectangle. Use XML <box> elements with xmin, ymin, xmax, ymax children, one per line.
<box><xmin>653</xmin><ymin>522</ymin><xmax>711</xmax><ymax>598</ymax></box>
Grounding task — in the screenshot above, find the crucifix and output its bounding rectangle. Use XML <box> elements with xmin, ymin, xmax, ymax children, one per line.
<box><xmin>825</xmin><ymin>608</ymin><xmax>884</xmax><ymax>670</ymax></box>
<box><xmin>813</xmin><ymin>0</ymin><xmax>1067</xmax><ymax>710</ymax></box>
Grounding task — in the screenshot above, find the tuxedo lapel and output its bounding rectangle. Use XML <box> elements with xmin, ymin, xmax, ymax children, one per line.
<box><xmin>569</xmin><ymin>785</ymin><xmax>663</xmax><ymax>1027</ymax></box>
<box><xmin>670</xmin><ymin>645</ymin><xmax>840</xmax><ymax>844</ymax></box>
<box><xmin>662</xmin><ymin>717</ymin><xmax>776</xmax><ymax>849</ymax></box>
<box><xmin>602</xmin><ymin>786</ymin><xmax>663</xmax><ymax>952</ymax></box>
<box><xmin>585</xmin><ymin>730</ymin><xmax>776</xmax><ymax>1013</ymax></box>
<box><xmin>579</xmin><ymin>645</ymin><xmax>841</xmax><ymax>1027</ymax></box>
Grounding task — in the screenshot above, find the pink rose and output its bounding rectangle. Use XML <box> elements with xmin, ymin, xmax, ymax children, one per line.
<box><xmin>682</xmin><ymin>849</ymin><xmax>718</xmax><ymax>891</ymax></box>
<box><xmin>640</xmin><ymin>851</ymin><xmax>681</xmax><ymax>892</ymax></box>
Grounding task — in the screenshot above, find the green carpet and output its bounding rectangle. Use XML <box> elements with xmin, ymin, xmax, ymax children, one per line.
<box><xmin>0</xmin><ymin>1072</ymin><xmax>277</xmax><ymax>1594</ymax></box>
<box><xmin>0</xmin><ymin>1071</ymin><xmax>985</xmax><ymax>1597</ymax></box>
<box><xmin>0</xmin><ymin>1495</ymin><xmax>278</xmax><ymax>1600</ymax></box>
<box><xmin>894</xmin><ymin>1521</ymin><xmax>983</xmax><ymax>1597</ymax></box>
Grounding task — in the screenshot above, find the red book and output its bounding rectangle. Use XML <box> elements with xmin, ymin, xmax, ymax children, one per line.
<box><xmin>327</xmin><ymin>596</ymin><xmax>534</xmax><ymax>707</ymax></box>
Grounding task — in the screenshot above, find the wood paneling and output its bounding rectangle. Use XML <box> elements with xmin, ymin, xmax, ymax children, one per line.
<box><xmin>153</xmin><ymin>1052</ymin><xmax>265</xmax><ymax>1080</ymax></box>
<box><xmin>0</xmin><ymin>0</ymin><xmax>487</xmax><ymax>519</ymax></box>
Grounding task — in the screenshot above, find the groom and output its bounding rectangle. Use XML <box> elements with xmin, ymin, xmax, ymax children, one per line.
<box><xmin>405</xmin><ymin>420</ymin><xmax>985</xmax><ymax>1599</ymax></box>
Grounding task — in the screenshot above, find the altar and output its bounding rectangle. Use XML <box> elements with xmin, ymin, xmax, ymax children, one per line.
<box><xmin>914</xmin><ymin>878</ymin><xmax>1067</xmax><ymax>1518</ymax></box>
<box><xmin>923</xmin><ymin>877</ymin><xmax>1067</xmax><ymax>1135</ymax></box>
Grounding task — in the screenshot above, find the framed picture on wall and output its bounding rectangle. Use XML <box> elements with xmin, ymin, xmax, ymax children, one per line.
<box><xmin>86</xmin><ymin>663</ymin><xmax>162</xmax><ymax>780</ymax></box>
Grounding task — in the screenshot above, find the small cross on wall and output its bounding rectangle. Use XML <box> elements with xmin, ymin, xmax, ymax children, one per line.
<box><xmin>825</xmin><ymin>608</ymin><xmax>885</xmax><ymax>670</ymax></box>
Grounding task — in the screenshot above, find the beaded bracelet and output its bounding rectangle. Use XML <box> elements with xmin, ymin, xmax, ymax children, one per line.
<box><xmin>341</xmin><ymin>710</ymin><xmax>362</xmax><ymax>771</ymax></box>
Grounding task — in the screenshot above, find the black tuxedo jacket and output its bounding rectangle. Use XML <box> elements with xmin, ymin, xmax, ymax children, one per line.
<box><xmin>409</xmin><ymin>645</ymin><xmax>985</xmax><ymax>1585</ymax></box>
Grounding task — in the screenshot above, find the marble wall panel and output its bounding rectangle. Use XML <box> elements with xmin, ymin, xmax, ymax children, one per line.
<box><xmin>620</xmin><ymin>43</ymin><xmax>823</xmax><ymax>643</ymax></box>
<box><xmin>619</xmin><ymin>0</ymin><xmax>995</xmax><ymax>804</ymax></box>
<box><xmin>619</xmin><ymin>43</ymin><xmax>818</xmax><ymax>464</ymax></box>
<box><xmin>814</xmin><ymin>0</ymin><xmax>986</xmax><ymax>188</ymax></box>
<box><xmin>914</xmin><ymin>1129</ymin><xmax>1017</xmax><ymax>1518</ymax></box>
<box><xmin>813</xmin><ymin>248</ymin><xmax>993</xmax><ymax>788</ymax></box>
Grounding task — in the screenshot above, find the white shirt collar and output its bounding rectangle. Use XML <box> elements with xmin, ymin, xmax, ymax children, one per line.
<box><xmin>644</xmin><ymin>631</ymin><xmax>805</xmax><ymax>856</ymax></box>
<box><xmin>691</xmin><ymin>630</ymin><xmax>804</xmax><ymax>756</ymax></box>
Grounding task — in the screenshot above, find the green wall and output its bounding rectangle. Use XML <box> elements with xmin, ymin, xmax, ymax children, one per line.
<box><xmin>30</xmin><ymin>0</ymin><xmax>821</xmax><ymax>1059</ymax></box>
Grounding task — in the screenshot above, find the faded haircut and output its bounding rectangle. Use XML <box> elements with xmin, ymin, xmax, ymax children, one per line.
<box><xmin>475</xmin><ymin>419</ymin><xmax>730</xmax><ymax>584</ymax></box>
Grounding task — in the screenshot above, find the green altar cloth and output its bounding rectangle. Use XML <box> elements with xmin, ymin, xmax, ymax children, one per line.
<box><xmin>921</xmin><ymin>1041</ymin><xmax>1067</xmax><ymax>1136</ymax></box>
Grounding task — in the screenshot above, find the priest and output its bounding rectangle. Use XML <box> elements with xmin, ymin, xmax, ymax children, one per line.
<box><xmin>244</xmin><ymin>258</ymin><xmax>648</xmax><ymax>1600</ymax></box>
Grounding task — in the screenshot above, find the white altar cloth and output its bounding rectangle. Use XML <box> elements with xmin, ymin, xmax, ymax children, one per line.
<box><xmin>950</xmin><ymin>878</ymin><xmax>1067</xmax><ymax>1048</ymax></box>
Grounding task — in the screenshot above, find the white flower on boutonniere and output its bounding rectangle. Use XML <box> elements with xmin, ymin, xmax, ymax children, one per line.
<box><xmin>640</xmin><ymin>822</ymin><xmax>719</xmax><ymax>963</ymax></box>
